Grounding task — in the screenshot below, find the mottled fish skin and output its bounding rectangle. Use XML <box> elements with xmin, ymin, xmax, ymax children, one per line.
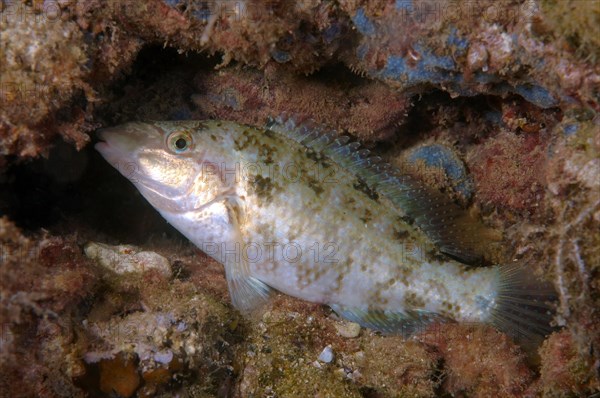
<box><xmin>96</xmin><ymin>119</ymin><xmax>554</xmax><ymax>340</ymax></box>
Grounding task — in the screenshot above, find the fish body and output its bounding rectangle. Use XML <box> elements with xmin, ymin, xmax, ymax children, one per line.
<box><xmin>96</xmin><ymin>118</ymin><xmax>553</xmax><ymax>339</ymax></box>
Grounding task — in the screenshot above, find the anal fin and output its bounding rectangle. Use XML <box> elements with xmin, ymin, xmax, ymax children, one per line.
<box><xmin>330</xmin><ymin>304</ymin><xmax>447</xmax><ymax>337</ymax></box>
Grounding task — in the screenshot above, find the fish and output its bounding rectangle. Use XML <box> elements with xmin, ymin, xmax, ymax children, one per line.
<box><xmin>95</xmin><ymin>116</ymin><xmax>555</xmax><ymax>343</ymax></box>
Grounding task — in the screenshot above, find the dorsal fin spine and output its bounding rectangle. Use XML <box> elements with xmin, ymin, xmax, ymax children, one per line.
<box><xmin>266</xmin><ymin>114</ymin><xmax>421</xmax><ymax>208</ymax></box>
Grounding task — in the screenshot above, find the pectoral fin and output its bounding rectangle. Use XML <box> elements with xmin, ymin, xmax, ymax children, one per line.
<box><xmin>222</xmin><ymin>196</ymin><xmax>271</xmax><ymax>315</ymax></box>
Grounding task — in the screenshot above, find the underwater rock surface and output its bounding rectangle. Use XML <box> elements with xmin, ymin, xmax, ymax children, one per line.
<box><xmin>1</xmin><ymin>1</ymin><xmax>599</xmax><ymax>397</ymax></box>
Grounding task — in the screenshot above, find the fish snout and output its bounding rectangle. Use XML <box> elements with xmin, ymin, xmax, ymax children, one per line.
<box><xmin>95</xmin><ymin>122</ymin><xmax>163</xmax><ymax>180</ymax></box>
<box><xmin>96</xmin><ymin>122</ymin><xmax>158</xmax><ymax>153</ymax></box>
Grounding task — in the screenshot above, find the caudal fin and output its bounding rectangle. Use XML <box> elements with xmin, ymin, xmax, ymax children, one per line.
<box><xmin>489</xmin><ymin>264</ymin><xmax>557</xmax><ymax>347</ymax></box>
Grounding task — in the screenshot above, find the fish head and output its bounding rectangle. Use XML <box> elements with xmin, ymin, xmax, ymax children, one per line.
<box><xmin>96</xmin><ymin>121</ymin><xmax>226</xmax><ymax>213</ymax></box>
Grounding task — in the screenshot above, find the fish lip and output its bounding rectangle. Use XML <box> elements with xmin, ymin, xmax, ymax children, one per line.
<box><xmin>94</xmin><ymin>125</ymin><xmax>136</xmax><ymax>154</ymax></box>
<box><xmin>95</xmin><ymin>126</ymin><xmax>113</xmax><ymax>142</ymax></box>
<box><xmin>94</xmin><ymin>140</ymin><xmax>110</xmax><ymax>152</ymax></box>
<box><xmin>94</xmin><ymin>126</ymin><xmax>133</xmax><ymax>165</ymax></box>
<box><xmin>94</xmin><ymin>122</ymin><xmax>156</xmax><ymax>144</ymax></box>
<box><xmin>94</xmin><ymin>128</ymin><xmax>112</xmax><ymax>154</ymax></box>
<box><xmin>94</xmin><ymin>125</ymin><xmax>113</xmax><ymax>141</ymax></box>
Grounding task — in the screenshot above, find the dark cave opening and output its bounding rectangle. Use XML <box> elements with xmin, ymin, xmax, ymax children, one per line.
<box><xmin>0</xmin><ymin>45</ymin><xmax>210</xmax><ymax>242</ymax></box>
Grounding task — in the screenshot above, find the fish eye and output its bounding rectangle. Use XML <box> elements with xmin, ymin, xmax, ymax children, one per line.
<box><xmin>175</xmin><ymin>137</ymin><xmax>187</xmax><ymax>150</ymax></box>
<box><xmin>167</xmin><ymin>131</ymin><xmax>193</xmax><ymax>153</ymax></box>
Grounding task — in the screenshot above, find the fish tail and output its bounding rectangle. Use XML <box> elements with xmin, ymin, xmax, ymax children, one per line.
<box><xmin>489</xmin><ymin>264</ymin><xmax>557</xmax><ymax>347</ymax></box>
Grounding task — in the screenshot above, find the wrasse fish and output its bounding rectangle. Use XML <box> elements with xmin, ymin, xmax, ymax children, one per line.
<box><xmin>96</xmin><ymin>116</ymin><xmax>554</xmax><ymax>342</ymax></box>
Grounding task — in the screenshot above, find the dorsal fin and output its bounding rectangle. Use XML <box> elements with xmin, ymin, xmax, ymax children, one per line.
<box><xmin>265</xmin><ymin>114</ymin><xmax>500</xmax><ymax>264</ymax></box>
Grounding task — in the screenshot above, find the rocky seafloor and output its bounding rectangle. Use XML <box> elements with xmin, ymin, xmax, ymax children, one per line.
<box><xmin>0</xmin><ymin>0</ymin><xmax>599</xmax><ymax>397</ymax></box>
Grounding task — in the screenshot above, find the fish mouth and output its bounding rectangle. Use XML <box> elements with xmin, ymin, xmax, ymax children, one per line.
<box><xmin>95</xmin><ymin>122</ymin><xmax>155</xmax><ymax>161</ymax></box>
<box><xmin>95</xmin><ymin>127</ymin><xmax>127</xmax><ymax>167</ymax></box>
<box><xmin>95</xmin><ymin>127</ymin><xmax>110</xmax><ymax>144</ymax></box>
<box><xmin>94</xmin><ymin>123</ymin><xmax>152</xmax><ymax>177</ymax></box>
<box><xmin>95</xmin><ymin>125</ymin><xmax>132</xmax><ymax>153</ymax></box>
<box><xmin>94</xmin><ymin>129</ymin><xmax>111</xmax><ymax>153</ymax></box>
